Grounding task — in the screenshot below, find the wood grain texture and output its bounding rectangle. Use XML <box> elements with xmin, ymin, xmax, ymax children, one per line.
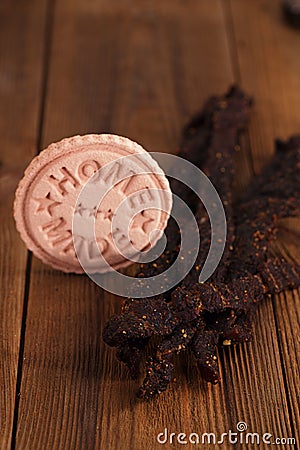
<box><xmin>0</xmin><ymin>0</ymin><xmax>299</xmax><ymax>449</ymax></box>
<box><xmin>227</xmin><ymin>0</ymin><xmax>300</xmax><ymax>445</ymax></box>
<box><xmin>228</xmin><ymin>0</ymin><xmax>300</xmax><ymax>170</ymax></box>
<box><xmin>0</xmin><ymin>1</ymin><xmax>49</xmax><ymax>448</ymax></box>
<box><xmin>14</xmin><ymin>1</ymin><xmax>237</xmax><ymax>449</ymax></box>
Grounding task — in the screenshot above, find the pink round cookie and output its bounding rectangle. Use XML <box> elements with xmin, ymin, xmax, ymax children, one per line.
<box><xmin>14</xmin><ymin>134</ymin><xmax>172</xmax><ymax>273</ymax></box>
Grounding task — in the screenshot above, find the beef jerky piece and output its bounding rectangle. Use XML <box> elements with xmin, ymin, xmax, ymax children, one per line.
<box><xmin>136</xmin><ymin>355</ymin><xmax>174</xmax><ymax>400</ymax></box>
<box><xmin>176</xmin><ymin>256</ymin><xmax>300</xmax><ymax>318</ymax></box>
<box><xmin>205</xmin><ymin>138</ymin><xmax>300</xmax><ymax>348</ymax></box>
<box><xmin>228</xmin><ymin>139</ymin><xmax>300</xmax><ymax>278</ymax></box>
<box><xmin>218</xmin><ymin>137</ymin><xmax>300</xmax><ymax>278</ymax></box>
<box><xmin>103</xmin><ymin>96</ymin><xmax>220</xmax><ymax>376</ymax></box>
<box><xmin>241</xmin><ymin>136</ymin><xmax>300</xmax><ymax>201</ymax></box>
<box><xmin>258</xmin><ymin>256</ymin><xmax>300</xmax><ymax>293</ymax></box>
<box><xmin>205</xmin><ymin>309</ymin><xmax>254</xmax><ymax>344</ymax></box>
<box><xmin>116</xmin><ymin>340</ymin><xmax>149</xmax><ymax>379</ymax></box>
<box><xmin>135</xmin><ymin>87</ymin><xmax>252</xmax><ymax>283</ymax></box>
<box><xmin>219</xmin><ymin>313</ymin><xmax>254</xmax><ymax>345</ymax></box>
<box><xmin>137</xmin><ymin>323</ymin><xmax>198</xmax><ymax>399</ymax></box>
<box><xmin>179</xmin><ymin>96</ymin><xmax>219</xmax><ymax>165</ymax></box>
<box><xmin>102</xmin><ymin>297</ymin><xmax>179</xmax><ymax>347</ymax></box>
<box><xmin>171</xmin><ymin>273</ymin><xmax>266</xmax><ymax>315</ymax></box>
<box><xmin>136</xmin><ymin>86</ymin><xmax>251</xmax><ymax>287</ymax></box>
<box><xmin>187</xmin><ymin>86</ymin><xmax>252</xmax><ymax>283</ymax></box>
<box><xmin>138</xmin><ymin>88</ymin><xmax>252</xmax><ymax>395</ymax></box>
<box><xmin>104</xmin><ymin>88</ymin><xmax>249</xmax><ymax>380</ymax></box>
<box><xmin>134</xmin><ymin>95</ymin><xmax>226</xmax><ymax>281</ymax></box>
<box><xmin>191</xmin><ymin>329</ymin><xmax>220</xmax><ymax>384</ymax></box>
<box><xmin>137</xmin><ymin>113</ymin><xmax>299</xmax><ymax>397</ymax></box>
<box><xmin>103</xmin><ymin>87</ymin><xmax>252</xmax><ymax>398</ymax></box>
<box><xmin>172</xmin><ymin>86</ymin><xmax>251</xmax><ymax>294</ymax></box>
<box><xmin>205</xmin><ymin>308</ymin><xmax>238</xmax><ymax>332</ymax></box>
<box><xmin>168</xmin><ymin>95</ymin><xmax>222</xmax><ymax>209</ymax></box>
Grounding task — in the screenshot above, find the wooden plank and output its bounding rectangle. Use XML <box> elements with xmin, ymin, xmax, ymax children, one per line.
<box><xmin>185</xmin><ymin>2</ymin><xmax>298</xmax><ymax>448</ymax></box>
<box><xmin>226</xmin><ymin>0</ymin><xmax>300</xmax><ymax>445</ymax></box>
<box><xmin>274</xmin><ymin>238</ymin><xmax>300</xmax><ymax>440</ymax></box>
<box><xmin>13</xmin><ymin>1</ymin><xmax>299</xmax><ymax>450</ymax></box>
<box><xmin>273</xmin><ymin>289</ymin><xmax>300</xmax><ymax>439</ymax></box>
<box><xmin>228</xmin><ymin>0</ymin><xmax>300</xmax><ymax>171</ymax></box>
<box><xmin>14</xmin><ymin>1</ymin><xmax>237</xmax><ymax>449</ymax></box>
<box><xmin>0</xmin><ymin>1</ymin><xmax>49</xmax><ymax>448</ymax></box>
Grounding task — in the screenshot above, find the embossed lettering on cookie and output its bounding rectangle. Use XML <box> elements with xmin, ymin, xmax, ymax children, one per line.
<box><xmin>13</xmin><ymin>134</ymin><xmax>172</xmax><ymax>273</ymax></box>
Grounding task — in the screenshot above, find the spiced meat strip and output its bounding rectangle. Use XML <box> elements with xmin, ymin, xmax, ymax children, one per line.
<box><xmin>102</xmin><ymin>90</ymin><xmax>225</xmax><ymax>377</ymax></box>
<box><xmin>104</xmin><ymin>91</ymin><xmax>300</xmax><ymax>399</ymax></box>
<box><xmin>186</xmin><ymin>137</ymin><xmax>300</xmax><ymax>365</ymax></box>
<box><xmin>136</xmin><ymin>87</ymin><xmax>252</xmax><ymax>397</ymax></box>
<box><xmin>139</xmin><ymin>134</ymin><xmax>300</xmax><ymax>392</ymax></box>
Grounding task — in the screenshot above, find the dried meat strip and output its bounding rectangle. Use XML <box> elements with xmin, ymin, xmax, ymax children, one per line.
<box><xmin>103</xmin><ymin>90</ymin><xmax>300</xmax><ymax>399</ymax></box>
<box><xmin>103</xmin><ymin>91</ymin><xmax>221</xmax><ymax>376</ymax></box>
<box><xmin>103</xmin><ymin>87</ymin><xmax>252</xmax><ymax>398</ymax></box>
<box><xmin>174</xmin><ymin>138</ymin><xmax>300</xmax><ymax>382</ymax></box>
<box><xmin>103</xmin><ymin>89</ymin><xmax>244</xmax><ymax>373</ymax></box>
<box><xmin>191</xmin><ymin>329</ymin><xmax>220</xmax><ymax>384</ymax></box>
<box><xmin>140</xmin><ymin>87</ymin><xmax>251</xmax><ymax>396</ymax></box>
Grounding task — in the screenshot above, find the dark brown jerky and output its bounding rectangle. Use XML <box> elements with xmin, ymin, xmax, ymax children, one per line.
<box><xmin>136</xmin><ymin>355</ymin><xmax>174</xmax><ymax>400</ymax></box>
<box><xmin>141</xmin><ymin>87</ymin><xmax>251</xmax><ymax>394</ymax></box>
<box><xmin>184</xmin><ymin>86</ymin><xmax>252</xmax><ymax>284</ymax></box>
<box><xmin>174</xmin><ymin>139</ymin><xmax>300</xmax><ymax>322</ymax></box>
<box><xmin>229</xmin><ymin>136</ymin><xmax>300</xmax><ymax>278</ymax></box>
<box><xmin>103</xmin><ymin>89</ymin><xmax>223</xmax><ymax>376</ymax></box>
<box><xmin>103</xmin><ymin>86</ymin><xmax>252</xmax><ymax>398</ymax></box>
<box><xmin>173</xmin><ymin>137</ymin><xmax>300</xmax><ymax>383</ymax></box>
<box><xmin>191</xmin><ymin>329</ymin><xmax>220</xmax><ymax>384</ymax></box>
<box><xmin>216</xmin><ymin>311</ymin><xmax>254</xmax><ymax>345</ymax></box>
<box><xmin>103</xmin><ymin>90</ymin><xmax>300</xmax><ymax>399</ymax></box>
<box><xmin>137</xmin><ymin>323</ymin><xmax>198</xmax><ymax>398</ymax></box>
<box><xmin>103</xmin><ymin>87</ymin><xmax>241</xmax><ymax>375</ymax></box>
<box><xmin>103</xmin><ymin>297</ymin><xmax>179</xmax><ymax>347</ymax></box>
<box><xmin>172</xmin><ymin>273</ymin><xmax>265</xmax><ymax>316</ymax></box>
<box><xmin>135</xmin><ymin>92</ymin><xmax>236</xmax><ymax>280</ymax></box>
<box><xmin>116</xmin><ymin>342</ymin><xmax>148</xmax><ymax>379</ymax></box>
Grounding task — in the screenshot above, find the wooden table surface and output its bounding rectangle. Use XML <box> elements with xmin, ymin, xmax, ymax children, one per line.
<box><xmin>0</xmin><ymin>1</ymin><xmax>299</xmax><ymax>449</ymax></box>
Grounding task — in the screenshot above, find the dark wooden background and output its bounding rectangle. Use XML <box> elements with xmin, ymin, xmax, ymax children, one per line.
<box><xmin>0</xmin><ymin>1</ymin><xmax>299</xmax><ymax>449</ymax></box>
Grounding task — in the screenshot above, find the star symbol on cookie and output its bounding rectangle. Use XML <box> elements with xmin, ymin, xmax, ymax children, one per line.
<box><xmin>33</xmin><ymin>192</ymin><xmax>61</xmax><ymax>216</ymax></box>
<box><xmin>74</xmin><ymin>203</ymin><xmax>96</xmax><ymax>218</ymax></box>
